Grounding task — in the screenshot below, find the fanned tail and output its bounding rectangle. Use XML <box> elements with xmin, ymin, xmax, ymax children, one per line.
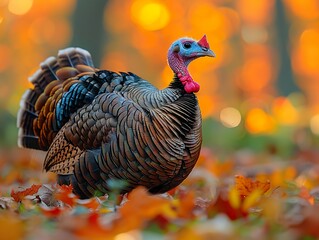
<box><xmin>17</xmin><ymin>48</ymin><xmax>96</xmax><ymax>150</ymax></box>
<box><xmin>17</xmin><ymin>89</ymin><xmax>40</xmax><ymax>149</ymax></box>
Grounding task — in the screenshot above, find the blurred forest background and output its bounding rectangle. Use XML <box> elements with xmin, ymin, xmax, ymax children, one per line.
<box><xmin>1</xmin><ymin>0</ymin><xmax>319</xmax><ymax>159</ymax></box>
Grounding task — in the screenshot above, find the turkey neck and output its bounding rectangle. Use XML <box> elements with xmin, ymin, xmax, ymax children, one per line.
<box><xmin>168</xmin><ymin>74</ymin><xmax>187</xmax><ymax>91</ymax></box>
<box><xmin>167</xmin><ymin>50</ymin><xmax>200</xmax><ymax>93</ymax></box>
<box><xmin>167</xmin><ymin>51</ymin><xmax>190</xmax><ymax>78</ymax></box>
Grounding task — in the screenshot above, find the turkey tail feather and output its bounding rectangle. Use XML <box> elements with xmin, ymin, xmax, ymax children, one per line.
<box><xmin>17</xmin><ymin>48</ymin><xmax>96</xmax><ymax>150</ymax></box>
<box><xmin>17</xmin><ymin>88</ymin><xmax>41</xmax><ymax>150</ymax></box>
<box><xmin>58</xmin><ymin>48</ymin><xmax>94</xmax><ymax>68</ymax></box>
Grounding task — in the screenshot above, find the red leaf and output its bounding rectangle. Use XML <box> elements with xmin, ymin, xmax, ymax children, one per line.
<box><xmin>54</xmin><ymin>184</ymin><xmax>78</xmax><ymax>206</ymax></box>
<box><xmin>212</xmin><ymin>193</ymin><xmax>248</xmax><ymax>220</ymax></box>
<box><xmin>41</xmin><ymin>206</ymin><xmax>63</xmax><ymax>218</ymax></box>
<box><xmin>153</xmin><ymin>214</ymin><xmax>170</xmax><ymax>230</ymax></box>
<box><xmin>11</xmin><ymin>184</ymin><xmax>42</xmax><ymax>202</ymax></box>
<box><xmin>88</xmin><ymin>212</ymin><xmax>100</xmax><ymax>225</ymax></box>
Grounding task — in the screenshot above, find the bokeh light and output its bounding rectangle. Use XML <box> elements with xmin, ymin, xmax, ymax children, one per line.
<box><xmin>293</xmin><ymin>28</ymin><xmax>319</xmax><ymax>76</ymax></box>
<box><xmin>8</xmin><ymin>0</ymin><xmax>33</xmax><ymax>15</ymax></box>
<box><xmin>245</xmin><ymin>108</ymin><xmax>275</xmax><ymax>134</ymax></box>
<box><xmin>238</xmin><ymin>55</ymin><xmax>272</xmax><ymax>92</ymax></box>
<box><xmin>241</xmin><ymin>26</ymin><xmax>268</xmax><ymax>44</ymax></box>
<box><xmin>272</xmin><ymin>97</ymin><xmax>299</xmax><ymax>125</ymax></box>
<box><xmin>284</xmin><ymin>0</ymin><xmax>319</xmax><ymax>20</ymax></box>
<box><xmin>131</xmin><ymin>0</ymin><xmax>170</xmax><ymax>31</ymax></box>
<box><xmin>237</xmin><ymin>0</ymin><xmax>274</xmax><ymax>24</ymax></box>
<box><xmin>220</xmin><ymin>107</ymin><xmax>242</xmax><ymax>128</ymax></box>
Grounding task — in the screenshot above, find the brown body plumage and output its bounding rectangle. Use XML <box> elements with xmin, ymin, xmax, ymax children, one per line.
<box><xmin>17</xmin><ymin>36</ymin><xmax>215</xmax><ymax>198</ymax></box>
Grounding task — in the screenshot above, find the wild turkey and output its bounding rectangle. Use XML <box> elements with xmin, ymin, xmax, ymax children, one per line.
<box><xmin>17</xmin><ymin>35</ymin><xmax>215</xmax><ymax>198</ymax></box>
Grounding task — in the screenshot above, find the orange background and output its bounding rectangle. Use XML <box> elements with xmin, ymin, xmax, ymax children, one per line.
<box><xmin>1</xmin><ymin>0</ymin><xmax>319</xmax><ymax>148</ymax></box>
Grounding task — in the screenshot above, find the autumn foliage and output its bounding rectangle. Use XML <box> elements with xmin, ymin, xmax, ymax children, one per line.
<box><xmin>1</xmin><ymin>148</ymin><xmax>319</xmax><ymax>240</ymax></box>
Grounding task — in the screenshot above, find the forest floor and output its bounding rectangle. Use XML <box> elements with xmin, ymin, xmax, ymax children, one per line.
<box><xmin>1</xmin><ymin>146</ymin><xmax>319</xmax><ymax>240</ymax></box>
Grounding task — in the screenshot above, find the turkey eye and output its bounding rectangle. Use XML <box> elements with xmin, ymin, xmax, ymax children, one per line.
<box><xmin>183</xmin><ymin>42</ymin><xmax>191</xmax><ymax>49</ymax></box>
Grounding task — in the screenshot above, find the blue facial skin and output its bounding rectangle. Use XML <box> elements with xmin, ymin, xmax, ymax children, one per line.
<box><xmin>168</xmin><ymin>38</ymin><xmax>215</xmax><ymax>66</ymax></box>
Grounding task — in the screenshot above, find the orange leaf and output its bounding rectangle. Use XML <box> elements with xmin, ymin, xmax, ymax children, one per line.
<box><xmin>175</xmin><ymin>190</ymin><xmax>196</xmax><ymax>218</ymax></box>
<box><xmin>75</xmin><ymin>212</ymin><xmax>112</xmax><ymax>239</ymax></box>
<box><xmin>54</xmin><ymin>184</ymin><xmax>78</xmax><ymax>206</ymax></box>
<box><xmin>11</xmin><ymin>184</ymin><xmax>42</xmax><ymax>202</ymax></box>
<box><xmin>58</xmin><ymin>184</ymin><xmax>73</xmax><ymax>194</ymax></box>
<box><xmin>122</xmin><ymin>187</ymin><xmax>174</xmax><ymax>218</ymax></box>
<box><xmin>299</xmin><ymin>186</ymin><xmax>315</xmax><ymax>205</ymax></box>
<box><xmin>115</xmin><ymin>187</ymin><xmax>174</xmax><ymax>232</ymax></box>
<box><xmin>235</xmin><ymin>175</ymin><xmax>270</xmax><ymax>197</ymax></box>
<box><xmin>77</xmin><ymin>198</ymin><xmax>101</xmax><ymax>210</ymax></box>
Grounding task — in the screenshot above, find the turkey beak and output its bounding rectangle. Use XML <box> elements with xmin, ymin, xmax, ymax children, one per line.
<box><xmin>201</xmin><ymin>48</ymin><xmax>216</xmax><ymax>57</ymax></box>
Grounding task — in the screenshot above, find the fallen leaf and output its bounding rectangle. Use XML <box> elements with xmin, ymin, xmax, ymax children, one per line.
<box><xmin>54</xmin><ymin>184</ymin><xmax>78</xmax><ymax>207</ymax></box>
<box><xmin>119</xmin><ymin>186</ymin><xmax>175</xmax><ymax>225</ymax></box>
<box><xmin>77</xmin><ymin>198</ymin><xmax>101</xmax><ymax>210</ymax></box>
<box><xmin>38</xmin><ymin>184</ymin><xmax>60</xmax><ymax>207</ymax></box>
<box><xmin>0</xmin><ymin>197</ymin><xmax>16</xmax><ymax>209</ymax></box>
<box><xmin>175</xmin><ymin>190</ymin><xmax>196</xmax><ymax>218</ymax></box>
<box><xmin>235</xmin><ymin>175</ymin><xmax>270</xmax><ymax>197</ymax></box>
<box><xmin>40</xmin><ymin>205</ymin><xmax>63</xmax><ymax>218</ymax></box>
<box><xmin>298</xmin><ymin>186</ymin><xmax>314</xmax><ymax>205</ymax></box>
<box><xmin>241</xmin><ymin>189</ymin><xmax>263</xmax><ymax>211</ymax></box>
<box><xmin>211</xmin><ymin>190</ymin><xmax>248</xmax><ymax>220</ymax></box>
<box><xmin>11</xmin><ymin>184</ymin><xmax>42</xmax><ymax>202</ymax></box>
<box><xmin>114</xmin><ymin>187</ymin><xmax>174</xmax><ymax>233</ymax></box>
<box><xmin>229</xmin><ymin>186</ymin><xmax>241</xmax><ymax>209</ymax></box>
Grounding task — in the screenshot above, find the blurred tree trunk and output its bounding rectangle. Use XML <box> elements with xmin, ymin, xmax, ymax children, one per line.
<box><xmin>275</xmin><ymin>0</ymin><xmax>299</xmax><ymax>95</ymax></box>
<box><xmin>70</xmin><ymin>0</ymin><xmax>108</xmax><ymax>66</ymax></box>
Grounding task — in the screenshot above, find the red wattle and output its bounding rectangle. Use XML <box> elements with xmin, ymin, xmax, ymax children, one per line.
<box><xmin>177</xmin><ymin>73</ymin><xmax>200</xmax><ymax>93</ymax></box>
<box><xmin>184</xmin><ymin>81</ymin><xmax>200</xmax><ymax>93</ymax></box>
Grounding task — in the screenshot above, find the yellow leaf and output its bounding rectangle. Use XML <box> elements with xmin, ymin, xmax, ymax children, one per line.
<box><xmin>229</xmin><ymin>186</ymin><xmax>240</xmax><ymax>209</ymax></box>
<box><xmin>242</xmin><ymin>189</ymin><xmax>262</xmax><ymax>211</ymax></box>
